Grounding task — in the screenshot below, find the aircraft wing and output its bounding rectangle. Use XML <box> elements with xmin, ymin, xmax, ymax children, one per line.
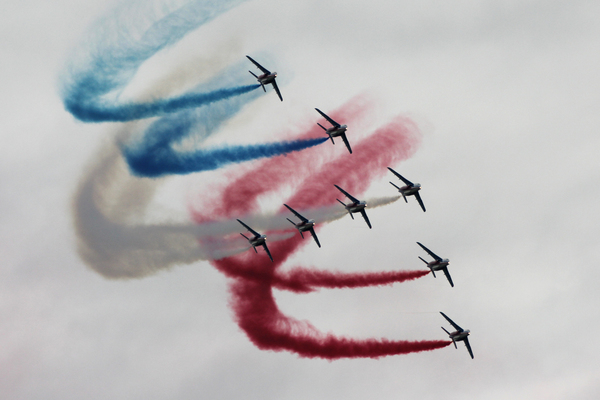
<box><xmin>283</xmin><ymin>204</ymin><xmax>308</xmax><ymax>222</ymax></box>
<box><xmin>315</xmin><ymin>108</ymin><xmax>340</xmax><ymax>128</ymax></box>
<box><xmin>387</xmin><ymin>167</ymin><xmax>413</xmax><ymax>186</ymax></box>
<box><xmin>237</xmin><ymin>219</ymin><xmax>261</xmax><ymax>237</ymax></box>
<box><xmin>334</xmin><ymin>185</ymin><xmax>360</xmax><ymax>204</ymax></box>
<box><xmin>308</xmin><ymin>228</ymin><xmax>321</xmax><ymax>248</ymax></box>
<box><xmin>246</xmin><ymin>55</ymin><xmax>270</xmax><ymax>74</ymax></box>
<box><xmin>442</xmin><ymin>267</ymin><xmax>454</xmax><ymax>287</ymax></box>
<box><xmin>359</xmin><ymin>209</ymin><xmax>372</xmax><ymax>229</ymax></box>
<box><xmin>340</xmin><ymin>133</ymin><xmax>352</xmax><ymax>154</ymax></box>
<box><xmin>440</xmin><ymin>312</ymin><xmax>464</xmax><ymax>332</ymax></box>
<box><xmin>414</xmin><ymin>192</ymin><xmax>426</xmax><ymax>212</ymax></box>
<box><xmin>464</xmin><ymin>337</ymin><xmax>474</xmax><ymax>359</ymax></box>
<box><xmin>417</xmin><ymin>242</ymin><xmax>442</xmax><ymax>261</ymax></box>
<box><xmin>271</xmin><ymin>79</ymin><xmax>283</xmax><ymax>101</ymax></box>
<box><xmin>262</xmin><ymin>243</ymin><xmax>273</xmax><ymax>262</ymax></box>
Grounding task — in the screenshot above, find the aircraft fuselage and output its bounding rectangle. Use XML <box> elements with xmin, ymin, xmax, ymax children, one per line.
<box><xmin>397</xmin><ymin>184</ymin><xmax>421</xmax><ymax>196</ymax></box>
<box><xmin>257</xmin><ymin>73</ymin><xmax>277</xmax><ymax>85</ymax></box>
<box><xmin>346</xmin><ymin>201</ymin><xmax>367</xmax><ymax>213</ymax></box>
<box><xmin>429</xmin><ymin>259</ymin><xmax>450</xmax><ymax>270</ymax></box>
<box><xmin>449</xmin><ymin>330</ymin><xmax>470</xmax><ymax>342</ymax></box>
<box><xmin>249</xmin><ymin>235</ymin><xmax>267</xmax><ymax>247</ymax></box>
<box><xmin>326</xmin><ymin>125</ymin><xmax>347</xmax><ymax>137</ymax></box>
<box><xmin>296</xmin><ymin>220</ymin><xmax>316</xmax><ymax>232</ymax></box>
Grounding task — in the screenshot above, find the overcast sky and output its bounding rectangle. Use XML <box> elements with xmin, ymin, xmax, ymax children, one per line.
<box><xmin>2</xmin><ymin>0</ymin><xmax>600</xmax><ymax>399</ymax></box>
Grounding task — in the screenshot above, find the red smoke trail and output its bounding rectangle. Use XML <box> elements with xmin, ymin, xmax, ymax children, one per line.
<box><xmin>272</xmin><ymin>268</ymin><xmax>431</xmax><ymax>293</ymax></box>
<box><xmin>192</xmin><ymin>95</ymin><xmax>376</xmax><ymax>220</ymax></box>
<box><xmin>230</xmin><ymin>279</ymin><xmax>449</xmax><ymax>359</ymax></box>
<box><xmin>192</xmin><ymin>97</ymin><xmax>451</xmax><ymax>358</ymax></box>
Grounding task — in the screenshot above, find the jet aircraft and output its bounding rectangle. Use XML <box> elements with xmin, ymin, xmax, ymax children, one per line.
<box><xmin>246</xmin><ymin>55</ymin><xmax>282</xmax><ymax>101</ymax></box>
<box><xmin>334</xmin><ymin>185</ymin><xmax>371</xmax><ymax>228</ymax></box>
<box><xmin>283</xmin><ymin>204</ymin><xmax>321</xmax><ymax>248</ymax></box>
<box><xmin>417</xmin><ymin>242</ymin><xmax>453</xmax><ymax>287</ymax></box>
<box><xmin>387</xmin><ymin>167</ymin><xmax>425</xmax><ymax>212</ymax></box>
<box><xmin>440</xmin><ymin>312</ymin><xmax>473</xmax><ymax>359</ymax></box>
<box><xmin>237</xmin><ymin>219</ymin><xmax>273</xmax><ymax>262</ymax></box>
<box><xmin>315</xmin><ymin>108</ymin><xmax>352</xmax><ymax>154</ymax></box>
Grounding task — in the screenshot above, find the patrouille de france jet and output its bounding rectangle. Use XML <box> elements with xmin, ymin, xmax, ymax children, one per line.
<box><xmin>334</xmin><ymin>185</ymin><xmax>371</xmax><ymax>229</ymax></box>
<box><xmin>283</xmin><ymin>204</ymin><xmax>321</xmax><ymax>248</ymax></box>
<box><xmin>417</xmin><ymin>242</ymin><xmax>454</xmax><ymax>287</ymax></box>
<box><xmin>440</xmin><ymin>312</ymin><xmax>473</xmax><ymax>359</ymax></box>
<box><xmin>315</xmin><ymin>108</ymin><xmax>352</xmax><ymax>154</ymax></box>
<box><xmin>387</xmin><ymin>167</ymin><xmax>425</xmax><ymax>212</ymax></box>
<box><xmin>237</xmin><ymin>219</ymin><xmax>273</xmax><ymax>262</ymax></box>
<box><xmin>246</xmin><ymin>55</ymin><xmax>283</xmax><ymax>101</ymax></box>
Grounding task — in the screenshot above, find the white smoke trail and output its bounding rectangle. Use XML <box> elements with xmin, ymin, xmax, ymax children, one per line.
<box><xmin>367</xmin><ymin>195</ymin><xmax>401</xmax><ymax>208</ymax></box>
<box><xmin>73</xmin><ymin>139</ymin><xmax>400</xmax><ymax>280</ymax></box>
<box><xmin>72</xmin><ymin>139</ymin><xmax>339</xmax><ymax>278</ymax></box>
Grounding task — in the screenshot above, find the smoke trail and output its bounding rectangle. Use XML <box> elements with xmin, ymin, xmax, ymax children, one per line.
<box><xmin>230</xmin><ymin>279</ymin><xmax>450</xmax><ymax>359</ymax></box>
<box><xmin>66</xmin><ymin>1</ymin><xmax>449</xmax><ymax>358</ymax></box>
<box><xmin>191</xmin><ymin>109</ymin><xmax>451</xmax><ymax>358</ymax></box>
<box><xmin>61</xmin><ymin>0</ymin><xmax>252</xmax><ymax>122</ymax></box>
<box><xmin>72</xmin><ymin>138</ymin><xmax>327</xmax><ymax>278</ymax></box>
<box><xmin>125</xmin><ymin>134</ymin><xmax>329</xmax><ymax>177</ymax></box>
<box><xmin>273</xmin><ymin>268</ymin><xmax>431</xmax><ymax>293</ymax></box>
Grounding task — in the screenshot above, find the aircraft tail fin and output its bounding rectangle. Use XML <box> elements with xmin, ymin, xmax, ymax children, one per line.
<box><xmin>389</xmin><ymin>181</ymin><xmax>401</xmax><ymax>191</ymax></box>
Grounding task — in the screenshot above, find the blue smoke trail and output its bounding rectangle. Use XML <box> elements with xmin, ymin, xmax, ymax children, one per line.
<box><xmin>66</xmin><ymin>84</ymin><xmax>260</xmax><ymax>122</ymax></box>
<box><xmin>61</xmin><ymin>0</ymin><xmax>252</xmax><ymax>122</ymax></box>
<box><xmin>126</xmin><ymin>134</ymin><xmax>328</xmax><ymax>177</ymax></box>
<box><xmin>63</xmin><ymin>0</ymin><xmax>329</xmax><ymax>178</ymax></box>
<box><xmin>121</xmin><ymin>63</ymin><xmax>326</xmax><ymax>177</ymax></box>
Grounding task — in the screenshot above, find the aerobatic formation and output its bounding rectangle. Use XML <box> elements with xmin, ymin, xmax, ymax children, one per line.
<box><xmin>64</xmin><ymin>0</ymin><xmax>474</xmax><ymax>360</ymax></box>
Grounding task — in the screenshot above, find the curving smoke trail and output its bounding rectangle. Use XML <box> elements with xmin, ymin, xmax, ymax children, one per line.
<box><xmin>67</xmin><ymin>0</ymin><xmax>450</xmax><ymax>358</ymax></box>
<box><xmin>61</xmin><ymin>0</ymin><xmax>252</xmax><ymax>122</ymax></box>
<box><xmin>63</xmin><ymin>0</ymin><xmax>328</xmax><ymax>177</ymax></box>
<box><xmin>190</xmin><ymin>109</ymin><xmax>450</xmax><ymax>359</ymax></box>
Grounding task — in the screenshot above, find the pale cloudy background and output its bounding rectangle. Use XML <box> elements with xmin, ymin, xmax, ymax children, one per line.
<box><xmin>2</xmin><ymin>0</ymin><xmax>600</xmax><ymax>399</ymax></box>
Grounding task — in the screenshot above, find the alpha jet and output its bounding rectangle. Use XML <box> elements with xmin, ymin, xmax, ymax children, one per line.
<box><xmin>237</xmin><ymin>219</ymin><xmax>273</xmax><ymax>262</ymax></box>
<box><xmin>246</xmin><ymin>55</ymin><xmax>283</xmax><ymax>101</ymax></box>
<box><xmin>283</xmin><ymin>204</ymin><xmax>321</xmax><ymax>248</ymax></box>
<box><xmin>440</xmin><ymin>312</ymin><xmax>473</xmax><ymax>359</ymax></box>
<box><xmin>315</xmin><ymin>108</ymin><xmax>352</xmax><ymax>154</ymax></box>
<box><xmin>387</xmin><ymin>167</ymin><xmax>425</xmax><ymax>212</ymax></box>
<box><xmin>334</xmin><ymin>185</ymin><xmax>371</xmax><ymax>229</ymax></box>
<box><xmin>417</xmin><ymin>242</ymin><xmax>453</xmax><ymax>287</ymax></box>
